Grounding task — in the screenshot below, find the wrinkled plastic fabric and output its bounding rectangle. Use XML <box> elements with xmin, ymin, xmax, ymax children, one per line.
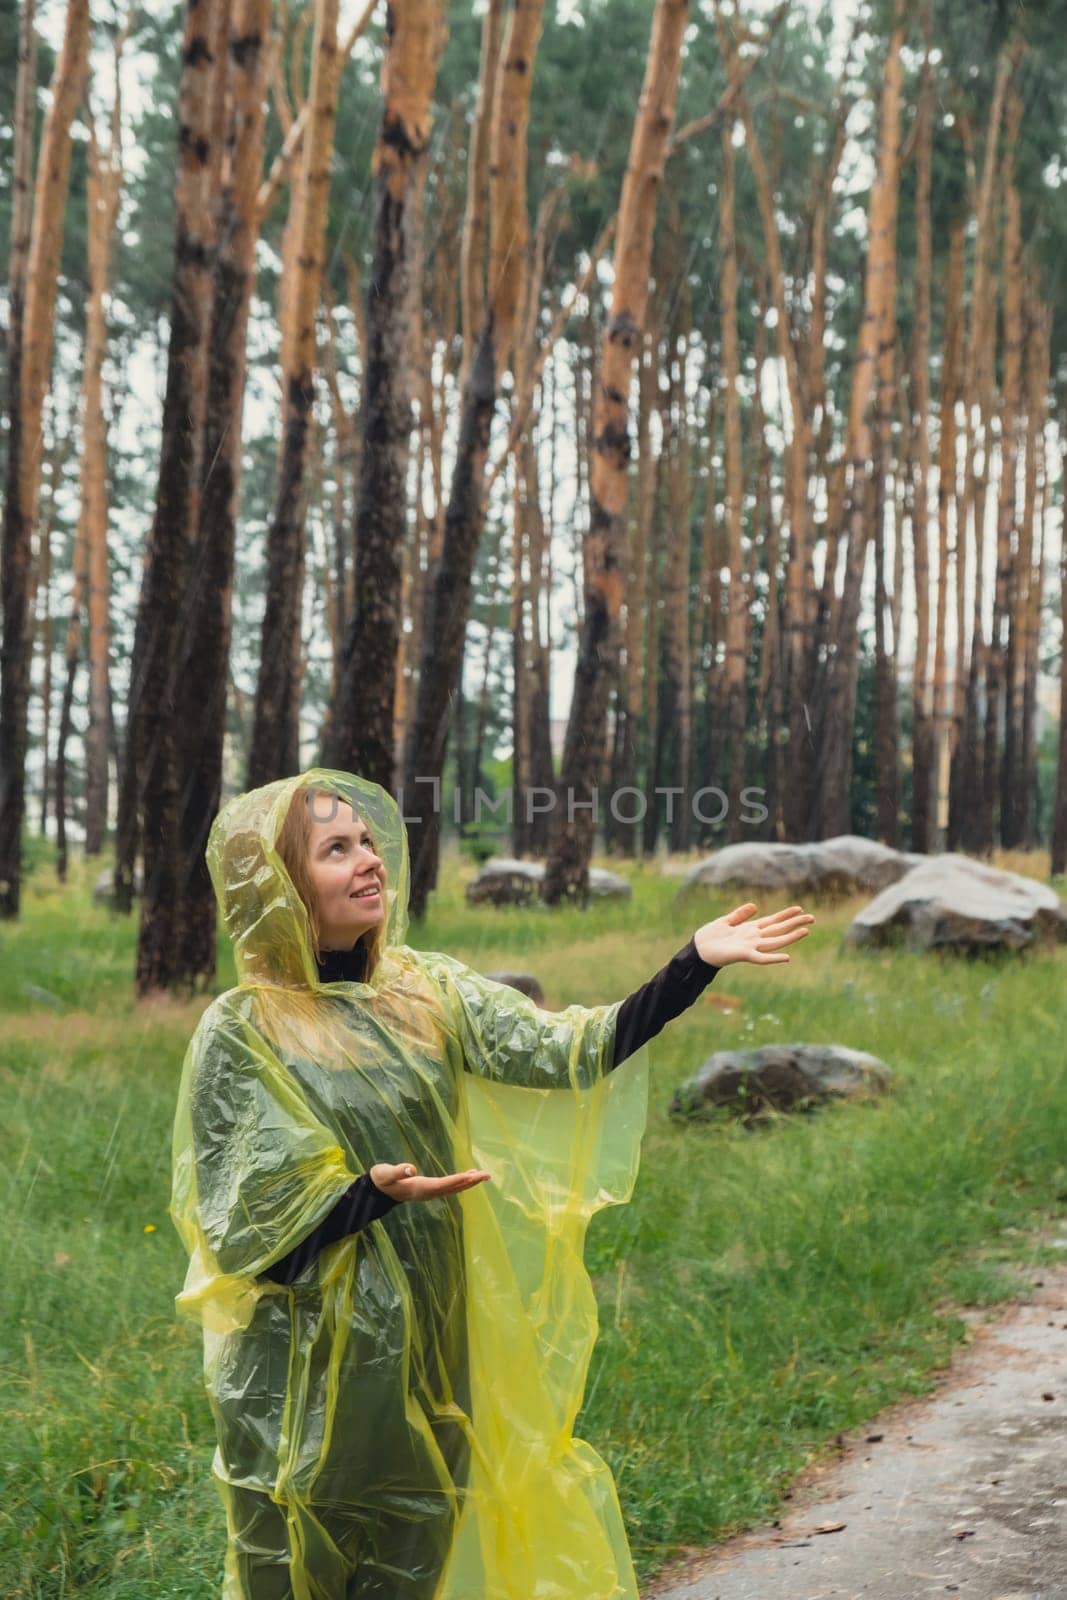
<box><xmin>169</xmin><ymin>769</ymin><xmax>650</xmax><ymax>1600</ymax></box>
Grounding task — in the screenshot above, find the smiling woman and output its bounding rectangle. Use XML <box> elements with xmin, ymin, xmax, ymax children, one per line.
<box><xmin>169</xmin><ymin>766</ymin><xmax>812</xmax><ymax>1600</ymax></box>
<box><xmin>275</xmin><ymin>786</ymin><xmax>388</xmax><ymax>968</ymax></box>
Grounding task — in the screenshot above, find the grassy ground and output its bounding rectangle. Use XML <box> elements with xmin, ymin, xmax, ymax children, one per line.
<box><xmin>3</xmin><ymin>846</ymin><xmax>1067</xmax><ymax>1597</ymax></box>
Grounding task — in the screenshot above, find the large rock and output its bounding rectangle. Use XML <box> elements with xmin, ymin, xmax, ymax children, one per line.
<box><xmin>846</xmin><ymin>853</ymin><xmax>1067</xmax><ymax>954</ymax></box>
<box><xmin>465</xmin><ymin>857</ymin><xmax>631</xmax><ymax>907</ymax></box>
<box><xmin>680</xmin><ymin>835</ymin><xmax>921</xmax><ymax>899</ymax></box>
<box><xmin>481</xmin><ymin>971</ymin><xmax>545</xmax><ymax>1005</ymax></box>
<box><xmin>92</xmin><ymin>866</ymin><xmax>143</xmax><ymax>906</ymax></box>
<box><xmin>671</xmin><ymin>1043</ymin><xmax>893</xmax><ymax>1122</ymax></box>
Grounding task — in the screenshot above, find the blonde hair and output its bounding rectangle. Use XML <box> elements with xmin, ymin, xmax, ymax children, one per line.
<box><xmin>275</xmin><ymin>786</ymin><xmax>385</xmax><ymax>980</ymax></box>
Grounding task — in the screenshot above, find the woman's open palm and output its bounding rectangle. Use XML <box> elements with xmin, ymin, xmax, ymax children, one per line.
<box><xmin>693</xmin><ymin>901</ymin><xmax>815</xmax><ymax>967</ymax></box>
<box><xmin>370</xmin><ymin>1162</ymin><xmax>492</xmax><ymax>1202</ymax></box>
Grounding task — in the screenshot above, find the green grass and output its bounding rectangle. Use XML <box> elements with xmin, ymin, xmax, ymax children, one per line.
<box><xmin>3</xmin><ymin>845</ymin><xmax>1067</xmax><ymax>1595</ymax></box>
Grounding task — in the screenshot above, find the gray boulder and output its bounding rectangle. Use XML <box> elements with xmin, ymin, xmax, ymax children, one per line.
<box><xmin>92</xmin><ymin>865</ymin><xmax>143</xmax><ymax>906</ymax></box>
<box><xmin>846</xmin><ymin>853</ymin><xmax>1067</xmax><ymax>954</ymax></box>
<box><xmin>671</xmin><ymin>1043</ymin><xmax>893</xmax><ymax>1122</ymax></box>
<box><xmin>681</xmin><ymin>835</ymin><xmax>921</xmax><ymax>899</ymax></box>
<box><xmin>466</xmin><ymin>857</ymin><xmax>631</xmax><ymax>907</ymax></box>
<box><xmin>481</xmin><ymin>971</ymin><xmax>545</xmax><ymax>1005</ymax></box>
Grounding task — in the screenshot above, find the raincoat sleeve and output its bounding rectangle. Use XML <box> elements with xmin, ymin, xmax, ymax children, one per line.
<box><xmin>411</xmin><ymin>949</ymin><xmax>620</xmax><ymax>1090</ymax></box>
<box><xmin>169</xmin><ymin>994</ymin><xmax>359</xmax><ymax>1329</ymax></box>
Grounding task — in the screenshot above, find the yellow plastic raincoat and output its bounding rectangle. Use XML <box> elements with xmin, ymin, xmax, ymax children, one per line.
<box><xmin>169</xmin><ymin>769</ymin><xmax>651</xmax><ymax>1599</ymax></box>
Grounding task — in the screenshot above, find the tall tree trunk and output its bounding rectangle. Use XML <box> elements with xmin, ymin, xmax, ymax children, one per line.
<box><xmin>1053</xmin><ymin>405</ymin><xmax>1067</xmax><ymax>876</ymax></box>
<box><xmin>660</xmin><ymin>270</ymin><xmax>693</xmax><ymax>852</ymax></box>
<box><xmin>248</xmin><ymin>0</ymin><xmax>343</xmax><ymax>786</ymax></box>
<box><xmin>134</xmin><ymin>0</ymin><xmax>227</xmax><ymax>993</ymax></box>
<box><xmin>949</xmin><ymin>46</ymin><xmax>1013</xmax><ymax>853</ymax></box>
<box><xmin>909</xmin><ymin>33</ymin><xmax>934</xmax><ymax>852</ymax></box>
<box><xmin>404</xmin><ymin>0</ymin><xmax>545</xmax><ymax>915</ymax></box>
<box><xmin>0</xmin><ymin>0</ymin><xmax>88</xmax><ymax>918</ymax></box>
<box><xmin>732</xmin><ymin>74</ymin><xmax>812</xmax><ymax>838</ymax></box>
<box><xmin>872</xmin><ymin>347</ymin><xmax>900</xmax><ymax>846</ymax></box>
<box><xmin>81</xmin><ymin>12</ymin><xmax>134</xmax><ymax>856</ymax></box>
<box><xmin>523</xmin><ymin>423</ymin><xmax>555</xmax><ymax>853</ymax></box>
<box><xmin>324</xmin><ymin>0</ymin><xmax>444</xmax><ymax>788</ymax></box>
<box><xmin>170</xmin><ymin>0</ymin><xmax>271</xmax><ymax>991</ymax></box>
<box><xmin>1019</xmin><ymin>296</ymin><xmax>1049</xmax><ymax>850</ymax></box>
<box><xmin>811</xmin><ymin>0</ymin><xmax>905</xmax><ymax>841</ymax></box>
<box><xmin>719</xmin><ymin>125</ymin><xmax>747</xmax><ymax>842</ymax></box>
<box><xmin>609</xmin><ymin>311</ymin><xmax>658</xmax><ymax>856</ymax></box>
<box><xmin>992</xmin><ymin>81</ymin><xmax>1024</xmax><ymax>849</ymax></box>
<box><xmin>542</xmin><ymin>0</ymin><xmax>688</xmax><ymax>903</ymax></box>
<box><xmin>931</xmin><ymin>212</ymin><xmax>964</xmax><ymax>852</ymax></box>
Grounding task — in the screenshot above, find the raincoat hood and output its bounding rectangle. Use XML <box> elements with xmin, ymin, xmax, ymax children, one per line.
<box><xmin>207</xmin><ymin>767</ymin><xmax>409</xmax><ymax>990</ymax></box>
<box><xmin>171</xmin><ymin>767</ymin><xmax>651</xmax><ymax>1599</ymax></box>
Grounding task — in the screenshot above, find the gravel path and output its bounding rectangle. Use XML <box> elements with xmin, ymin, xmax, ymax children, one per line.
<box><xmin>643</xmin><ymin>1264</ymin><xmax>1067</xmax><ymax>1600</ymax></box>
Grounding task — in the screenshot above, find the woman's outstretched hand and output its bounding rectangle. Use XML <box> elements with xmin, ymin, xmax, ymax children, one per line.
<box><xmin>693</xmin><ymin>902</ymin><xmax>815</xmax><ymax>967</ymax></box>
<box><xmin>369</xmin><ymin>1162</ymin><xmax>492</xmax><ymax>1202</ymax></box>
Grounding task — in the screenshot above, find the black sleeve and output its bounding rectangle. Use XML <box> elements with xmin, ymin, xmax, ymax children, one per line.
<box><xmin>259</xmin><ymin>1172</ymin><xmax>400</xmax><ymax>1286</ymax></box>
<box><xmin>611</xmin><ymin>936</ymin><xmax>720</xmax><ymax>1069</ymax></box>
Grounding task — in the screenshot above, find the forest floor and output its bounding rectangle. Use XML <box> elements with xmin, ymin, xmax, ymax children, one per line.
<box><xmin>644</xmin><ymin>1257</ymin><xmax>1067</xmax><ymax>1600</ymax></box>
<box><xmin>3</xmin><ymin>841</ymin><xmax>1067</xmax><ymax>1596</ymax></box>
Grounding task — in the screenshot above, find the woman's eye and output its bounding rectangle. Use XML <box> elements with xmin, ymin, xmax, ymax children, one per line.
<box><xmin>330</xmin><ymin>842</ymin><xmax>346</xmax><ymax>854</ymax></box>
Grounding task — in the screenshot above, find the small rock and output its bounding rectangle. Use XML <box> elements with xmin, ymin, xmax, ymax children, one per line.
<box><xmin>671</xmin><ymin>1043</ymin><xmax>893</xmax><ymax>1122</ymax></box>
<box><xmin>20</xmin><ymin>982</ymin><xmax>66</xmax><ymax>1011</ymax></box>
<box><xmin>481</xmin><ymin>971</ymin><xmax>545</xmax><ymax>1005</ymax></box>
<box><xmin>466</xmin><ymin>857</ymin><xmax>631</xmax><ymax>907</ymax></box>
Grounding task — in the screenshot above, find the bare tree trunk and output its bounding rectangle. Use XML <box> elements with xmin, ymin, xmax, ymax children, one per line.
<box><xmin>0</xmin><ymin>0</ymin><xmax>88</xmax><ymax>917</ymax></box>
<box><xmin>660</xmin><ymin>264</ymin><xmax>693</xmax><ymax>852</ymax></box>
<box><xmin>80</xmin><ymin>12</ymin><xmax>133</xmax><ymax>856</ymax></box>
<box><xmin>248</xmin><ymin>0</ymin><xmax>342</xmax><ymax>786</ymax></box>
<box><xmin>542</xmin><ymin>0</ymin><xmax>688</xmax><ymax>903</ymax></box>
<box><xmin>169</xmin><ymin>0</ymin><xmax>271</xmax><ymax>991</ymax></box>
<box><xmin>134</xmin><ymin>0</ymin><xmax>227</xmax><ymax>993</ymax></box>
<box><xmin>810</xmin><ymin>0</ymin><xmax>905</xmax><ymax>841</ymax></box>
<box><xmin>909</xmin><ymin>34</ymin><xmax>934</xmax><ymax>852</ymax></box>
<box><xmin>950</xmin><ymin>45</ymin><xmax>1013</xmax><ymax>853</ymax></box>
<box><xmin>1053</xmin><ymin>410</ymin><xmax>1067</xmax><ymax>875</ymax></box>
<box><xmin>719</xmin><ymin>124</ymin><xmax>747</xmax><ymax>843</ymax></box>
<box><xmin>324</xmin><ymin>0</ymin><xmax>444</xmax><ymax>787</ymax></box>
<box><xmin>992</xmin><ymin>81</ymin><xmax>1024</xmax><ymax>849</ymax></box>
<box><xmin>609</xmin><ymin>311</ymin><xmax>658</xmax><ymax>855</ymax></box>
<box><xmin>405</xmin><ymin>0</ymin><xmax>545</xmax><ymax>915</ymax></box>
<box><xmin>931</xmin><ymin>212</ymin><xmax>963</xmax><ymax>851</ymax></box>
<box><xmin>872</xmin><ymin>342</ymin><xmax>900</xmax><ymax>847</ymax></box>
<box><xmin>1020</xmin><ymin>297</ymin><xmax>1049</xmax><ymax>850</ymax></box>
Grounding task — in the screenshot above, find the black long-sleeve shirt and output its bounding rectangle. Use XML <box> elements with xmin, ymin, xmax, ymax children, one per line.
<box><xmin>259</xmin><ymin>939</ymin><xmax>719</xmax><ymax>1286</ymax></box>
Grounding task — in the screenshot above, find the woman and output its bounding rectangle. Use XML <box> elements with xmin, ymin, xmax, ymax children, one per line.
<box><xmin>170</xmin><ymin>768</ymin><xmax>813</xmax><ymax>1600</ymax></box>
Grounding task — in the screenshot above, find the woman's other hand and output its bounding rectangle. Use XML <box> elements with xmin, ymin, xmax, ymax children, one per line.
<box><xmin>693</xmin><ymin>902</ymin><xmax>815</xmax><ymax>967</ymax></box>
<box><xmin>369</xmin><ymin>1162</ymin><xmax>492</xmax><ymax>1202</ymax></box>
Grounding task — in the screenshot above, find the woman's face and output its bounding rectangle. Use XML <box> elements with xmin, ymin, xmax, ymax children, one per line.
<box><xmin>303</xmin><ymin>793</ymin><xmax>386</xmax><ymax>951</ymax></box>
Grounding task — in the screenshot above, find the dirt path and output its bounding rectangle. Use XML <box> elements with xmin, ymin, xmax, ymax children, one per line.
<box><xmin>643</xmin><ymin>1264</ymin><xmax>1067</xmax><ymax>1600</ymax></box>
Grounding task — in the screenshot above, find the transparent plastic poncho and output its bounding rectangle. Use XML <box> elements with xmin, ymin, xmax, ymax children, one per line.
<box><xmin>169</xmin><ymin>769</ymin><xmax>651</xmax><ymax>1599</ymax></box>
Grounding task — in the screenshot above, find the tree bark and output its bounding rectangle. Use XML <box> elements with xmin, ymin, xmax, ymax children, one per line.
<box><xmin>134</xmin><ymin>0</ymin><xmax>227</xmax><ymax>994</ymax></box>
<box><xmin>719</xmin><ymin>124</ymin><xmax>747</xmax><ymax>843</ymax></box>
<box><xmin>170</xmin><ymin>0</ymin><xmax>271</xmax><ymax>991</ymax></box>
<box><xmin>0</xmin><ymin>0</ymin><xmax>88</xmax><ymax>917</ymax></box>
<box><xmin>248</xmin><ymin>0</ymin><xmax>343</xmax><ymax>787</ymax></box>
<box><xmin>909</xmin><ymin>36</ymin><xmax>934</xmax><ymax>852</ymax></box>
<box><xmin>542</xmin><ymin>0</ymin><xmax>688</xmax><ymax>904</ymax></box>
<box><xmin>404</xmin><ymin>0</ymin><xmax>545</xmax><ymax>915</ymax></box>
<box><xmin>930</xmin><ymin>212</ymin><xmax>964</xmax><ymax>853</ymax></box>
<box><xmin>991</xmin><ymin>81</ymin><xmax>1024</xmax><ymax>849</ymax></box>
<box><xmin>810</xmin><ymin>0</ymin><xmax>905</xmax><ymax>841</ymax></box>
<box><xmin>323</xmin><ymin>0</ymin><xmax>444</xmax><ymax>789</ymax></box>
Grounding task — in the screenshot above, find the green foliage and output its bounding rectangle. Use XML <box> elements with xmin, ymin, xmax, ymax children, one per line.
<box><xmin>4</xmin><ymin>856</ymin><xmax>1067</xmax><ymax>1591</ymax></box>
